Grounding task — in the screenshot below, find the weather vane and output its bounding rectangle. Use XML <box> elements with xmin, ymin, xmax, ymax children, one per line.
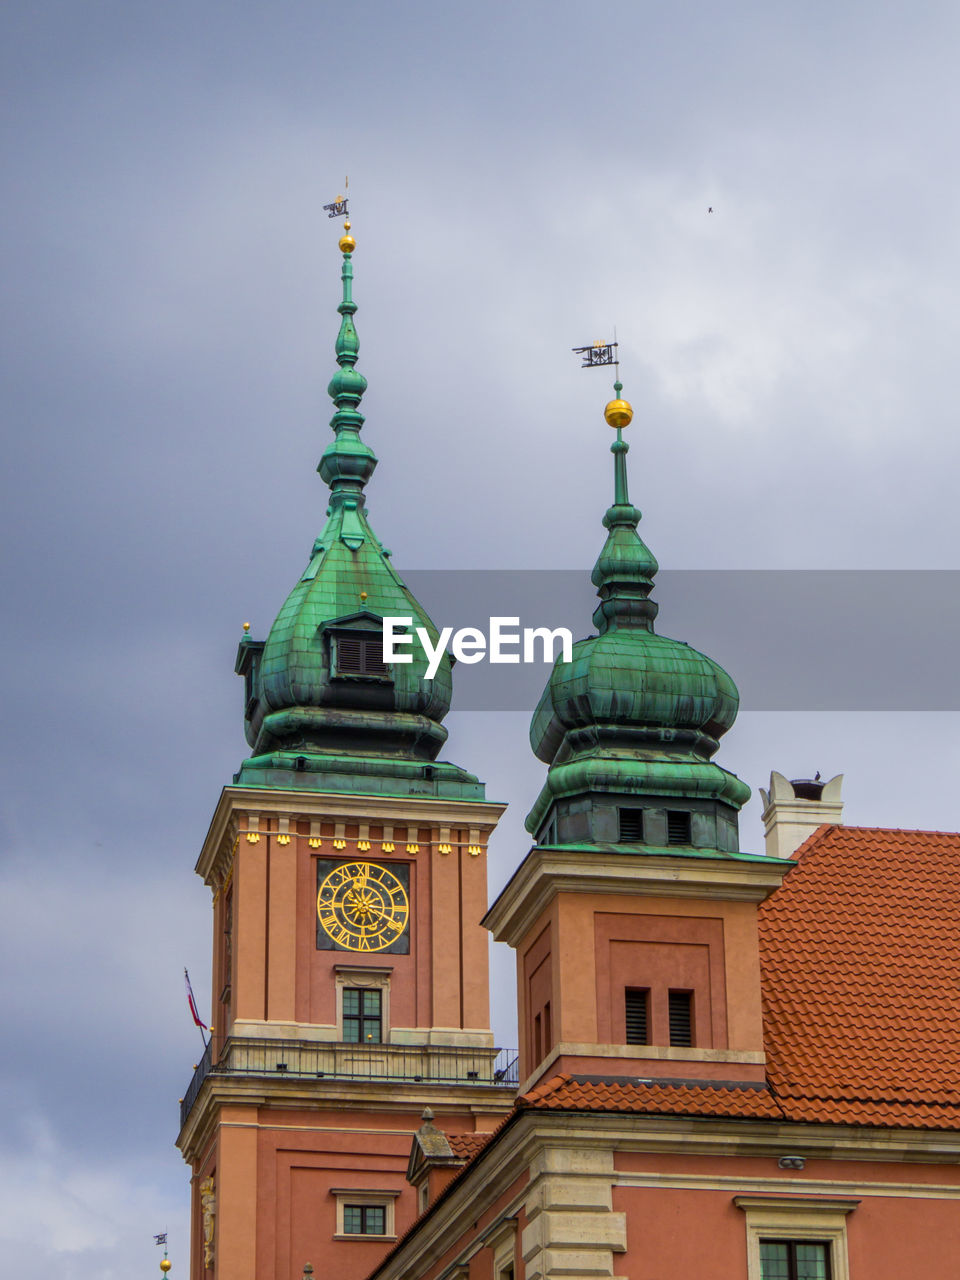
<box><xmin>323</xmin><ymin>175</ymin><xmax>350</xmax><ymax>220</ymax></box>
<box><xmin>155</xmin><ymin>1232</ymin><xmax>171</xmax><ymax>1275</ymax></box>
<box><xmin>572</xmin><ymin>338</ymin><xmax>618</xmax><ymax>369</ymax></box>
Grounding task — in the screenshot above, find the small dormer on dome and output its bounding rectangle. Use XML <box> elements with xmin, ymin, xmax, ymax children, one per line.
<box><xmin>526</xmin><ymin>382</ymin><xmax>750</xmax><ymax>852</ymax></box>
<box><xmin>233</xmin><ymin>226</ymin><xmax>481</xmax><ymax>800</ymax></box>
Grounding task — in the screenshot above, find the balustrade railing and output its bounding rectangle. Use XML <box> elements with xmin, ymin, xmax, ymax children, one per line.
<box><xmin>180</xmin><ymin>1038</ymin><xmax>518</xmax><ymax>1128</ymax></box>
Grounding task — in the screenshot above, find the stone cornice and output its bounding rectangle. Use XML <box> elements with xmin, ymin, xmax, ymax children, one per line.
<box><xmin>484</xmin><ymin>845</ymin><xmax>791</xmax><ymax>945</ymax></box>
<box><xmin>196</xmin><ymin>786</ymin><xmax>506</xmax><ymax>885</ymax></box>
<box><xmin>176</xmin><ymin>1071</ymin><xmax>516</xmax><ymax>1164</ymax></box>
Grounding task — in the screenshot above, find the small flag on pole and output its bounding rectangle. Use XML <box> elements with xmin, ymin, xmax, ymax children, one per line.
<box><xmin>154</xmin><ymin>1234</ymin><xmax>168</xmax><ymax>1246</ymax></box>
<box><xmin>323</xmin><ymin>197</ymin><xmax>349</xmax><ymax>218</ymax></box>
<box><xmin>572</xmin><ymin>340</ymin><xmax>618</xmax><ymax>368</ymax></box>
<box><xmin>184</xmin><ymin>968</ymin><xmax>208</xmax><ymax>1030</ymax></box>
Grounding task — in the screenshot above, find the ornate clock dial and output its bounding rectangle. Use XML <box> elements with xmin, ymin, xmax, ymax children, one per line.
<box><xmin>316</xmin><ymin>861</ymin><xmax>410</xmax><ymax>952</ymax></box>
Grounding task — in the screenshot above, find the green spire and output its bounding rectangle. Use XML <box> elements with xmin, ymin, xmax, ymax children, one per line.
<box><xmin>591</xmin><ymin>380</ymin><xmax>659</xmax><ymax>633</ymax></box>
<box><xmin>525</xmin><ymin>379</ymin><xmax>750</xmax><ymax>848</ymax></box>
<box><xmin>232</xmin><ymin>225</ymin><xmax>484</xmax><ymax>801</ymax></box>
<box><xmin>318</xmin><ymin>242</ymin><xmax>377</xmax><ymax>503</ymax></box>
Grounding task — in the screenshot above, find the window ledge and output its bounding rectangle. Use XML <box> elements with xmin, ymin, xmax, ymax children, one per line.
<box><xmin>333</xmin><ymin>1234</ymin><xmax>398</xmax><ymax>1243</ymax></box>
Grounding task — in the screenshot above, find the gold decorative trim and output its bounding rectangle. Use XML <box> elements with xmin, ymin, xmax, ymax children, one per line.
<box><xmin>382</xmin><ymin>841</ymin><xmax>396</xmax><ymax>852</ymax></box>
<box><xmin>439</xmin><ymin>844</ymin><xmax>452</xmax><ymax>855</ymax></box>
<box><xmin>245</xmin><ymin>832</ymin><xmax>260</xmax><ymax>844</ymax></box>
<box><xmin>406</xmin><ymin>843</ymin><xmax>420</xmax><ymax>854</ymax></box>
<box><xmin>468</xmin><ymin>845</ymin><xmax>482</xmax><ymax>857</ymax></box>
<box><xmin>309</xmin><ymin>837</ymin><xmax>323</xmax><ymax>849</ymax></box>
<box><xmin>277</xmin><ymin>834</ymin><xmax>291</xmax><ymax>846</ymax></box>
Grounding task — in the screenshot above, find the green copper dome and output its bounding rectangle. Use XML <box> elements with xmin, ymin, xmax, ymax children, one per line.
<box><xmin>234</xmin><ymin>240</ymin><xmax>481</xmax><ymax>800</ymax></box>
<box><xmin>526</xmin><ymin>392</ymin><xmax>749</xmax><ymax>849</ymax></box>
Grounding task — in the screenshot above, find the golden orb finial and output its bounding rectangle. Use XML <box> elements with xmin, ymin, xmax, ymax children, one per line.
<box><xmin>360</xmin><ymin>591</ymin><xmax>368</xmax><ymax>602</ymax></box>
<box><xmin>160</xmin><ymin>1259</ymin><xmax>172</xmax><ymax>1273</ymax></box>
<box><xmin>604</xmin><ymin>397</ymin><xmax>633</xmax><ymax>429</ymax></box>
<box><xmin>243</xmin><ymin>621</ymin><xmax>251</xmax><ymax>633</ymax></box>
<box><xmin>339</xmin><ymin>217</ymin><xmax>356</xmax><ymax>255</ymax></box>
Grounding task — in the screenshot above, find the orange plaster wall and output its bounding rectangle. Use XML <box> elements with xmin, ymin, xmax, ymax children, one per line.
<box><xmin>516</xmin><ymin>891</ymin><xmax>765</xmax><ymax>1057</ymax></box>
<box><xmin>431</xmin><ymin>840</ymin><xmax>462</xmax><ymax>1027</ymax></box>
<box><xmin>245</xmin><ymin>1103</ymin><xmax>503</xmax><ymax>1280</ymax></box>
<box><xmin>460</xmin><ymin>845</ymin><xmax>492</xmax><ymax>1029</ymax></box>
<box><xmin>614</xmin><ymin>1150</ymin><xmax>960</xmax><ymax>1279</ymax></box>
<box><xmin>234</xmin><ymin>842</ymin><xmax>267</xmax><ymax>1021</ymax></box>
<box><xmin>215</xmin><ymin>1105</ymin><xmax>260</xmax><ymax>1280</ymax></box>
<box><xmin>248</xmin><ymin>825</ymin><xmax>494</xmax><ymax>1035</ymax></box>
<box><xmin>266</xmin><ymin>835</ymin><xmax>298</xmax><ymax>1023</ymax></box>
<box><xmin>596</xmin><ymin>913</ymin><xmax>726</xmax><ymax>1048</ymax></box>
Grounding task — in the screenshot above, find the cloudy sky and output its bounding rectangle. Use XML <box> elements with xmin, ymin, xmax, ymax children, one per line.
<box><xmin>3</xmin><ymin>1</ymin><xmax>960</xmax><ymax>1275</ymax></box>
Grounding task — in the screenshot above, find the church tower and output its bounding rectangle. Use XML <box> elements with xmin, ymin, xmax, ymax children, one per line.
<box><xmin>485</xmin><ymin>383</ymin><xmax>792</xmax><ymax>1092</ymax></box>
<box><xmin>177</xmin><ymin>220</ymin><xmax>514</xmax><ymax>1280</ymax></box>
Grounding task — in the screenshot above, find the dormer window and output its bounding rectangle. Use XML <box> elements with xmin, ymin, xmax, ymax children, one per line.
<box><xmin>333</xmin><ymin>634</ymin><xmax>390</xmax><ymax>679</ymax></box>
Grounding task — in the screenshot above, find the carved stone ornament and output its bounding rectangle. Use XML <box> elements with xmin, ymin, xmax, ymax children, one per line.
<box><xmin>200</xmin><ymin>1175</ymin><xmax>216</xmax><ymax>1269</ymax></box>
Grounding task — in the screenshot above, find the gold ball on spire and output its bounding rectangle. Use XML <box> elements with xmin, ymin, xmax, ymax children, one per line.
<box><xmin>339</xmin><ymin>219</ymin><xmax>356</xmax><ymax>254</ymax></box>
<box><xmin>604</xmin><ymin>398</ymin><xmax>633</xmax><ymax>429</ymax></box>
<box><xmin>243</xmin><ymin>621</ymin><xmax>251</xmax><ymax>633</ymax></box>
<box><xmin>160</xmin><ymin>1260</ymin><xmax>172</xmax><ymax>1273</ymax></box>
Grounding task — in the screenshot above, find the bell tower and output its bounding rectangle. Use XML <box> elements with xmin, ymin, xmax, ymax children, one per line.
<box><xmin>485</xmin><ymin>381</ymin><xmax>793</xmax><ymax>1093</ymax></box>
<box><xmin>177</xmin><ymin>218</ymin><xmax>514</xmax><ymax>1280</ymax></box>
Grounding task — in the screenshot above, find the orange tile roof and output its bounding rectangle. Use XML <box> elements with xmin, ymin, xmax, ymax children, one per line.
<box><xmin>447</xmin><ymin>1132</ymin><xmax>492</xmax><ymax>1159</ymax></box>
<box><xmin>520</xmin><ymin>1074</ymin><xmax>783</xmax><ymax>1120</ymax></box>
<box><xmin>757</xmin><ymin>824</ymin><xmax>960</xmax><ymax>1127</ymax></box>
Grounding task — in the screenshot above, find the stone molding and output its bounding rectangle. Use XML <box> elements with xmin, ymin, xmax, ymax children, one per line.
<box><xmin>484</xmin><ymin>846</ymin><xmax>792</xmax><ymax>946</ymax></box>
<box><xmin>197</xmin><ymin>786</ymin><xmax>505</xmax><ymax>884</ymax></box>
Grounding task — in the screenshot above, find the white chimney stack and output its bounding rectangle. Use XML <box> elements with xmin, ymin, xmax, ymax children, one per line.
<box><xmin>760</xmin><ymin>772</ymin><xmax>844</xmax><ymax>860</ymax></box>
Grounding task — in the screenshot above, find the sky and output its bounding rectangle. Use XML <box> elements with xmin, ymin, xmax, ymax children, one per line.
<box><xmin>3</xmin><ymin>1</ymin><xmax>960</xmax><ymax>1275</ymax></box>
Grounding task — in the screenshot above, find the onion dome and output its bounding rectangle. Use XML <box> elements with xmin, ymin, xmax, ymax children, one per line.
<box><xmin>526</xmin><ymin>384</ymin><xmax>750</xmax><ymax>851</ymax></box>
<box><xmin>234</xmin><ymin>225</ymin><xmax>481</xmax><ymax>799</ymax></box>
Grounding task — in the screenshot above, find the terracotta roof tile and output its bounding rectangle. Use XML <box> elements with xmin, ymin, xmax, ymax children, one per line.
<box><xmin>519</xmin><ymin>1074</ymin><xmax>784</xmax><ymax>1121</ymax></box>
<box><xmin>447</xmin><ymin>1132</ymin><xmax>492</xmax><ymax>1159</ymax></box>
<box><xmin>759</xmin><ymin>825</ymin><xmax>960</xmax><ymax>1127</ymax></box>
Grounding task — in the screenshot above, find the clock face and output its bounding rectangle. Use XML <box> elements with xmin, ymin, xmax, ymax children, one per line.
<box><xmin>316</xmin><ymin>860</ymin><xmax>410</xmax><ymax>953</ymax></box>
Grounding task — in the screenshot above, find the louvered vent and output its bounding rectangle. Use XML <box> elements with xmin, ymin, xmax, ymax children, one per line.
<box><xmin>619</xmin><ymin>808</ymin><xmax>645</xmax><ymax>842</ymax></box>
<box><xmin>336</xmin><ymin>636</ymin><xmax>389</xmax><ymax>677</ymax></box>
<box><xmin>666</xmin><ymin>810</ymin><xmax>691</xmax><ymax>845</ymax></box>
<box><xmin>668</xmin><ymin>990</ymin><xmax>693</xmax><ymax>1046</ymax></box>
<box><xmin>625</xmin><ymin>988</ymin><xmax>649</xmax><ymax>1045</ymax></box>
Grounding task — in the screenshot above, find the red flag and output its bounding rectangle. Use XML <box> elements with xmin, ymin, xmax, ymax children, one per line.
<box><xmin>184</xmin><ymin>968</ymin><xmax>208</xmax><ymax>1030</ymax></box>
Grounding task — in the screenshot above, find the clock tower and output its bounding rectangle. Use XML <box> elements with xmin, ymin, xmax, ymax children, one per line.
<box><xmin>176</xmin><ymin>221</ymin><xmax>514</xmax><ymax>1280</ymax></box>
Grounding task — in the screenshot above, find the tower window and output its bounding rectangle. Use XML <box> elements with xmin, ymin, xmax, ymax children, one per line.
<box><xmin>334</xmin><ymin>635</ymin><xmax>389</xmax><ymax>677</ymax></box>
<box><xmin>342</xmin><ymin>988</ymin><xmax>382</xmax><ymax>1043</ymax></box>
<box><xmin>343</xmin><ymin>1204</ymin><xmax>386</xmax><ymax>1236</ymax></box>
<box><xmin>666</xmin><ymin>810</ymin><xmax>692</xmax><ymax>845</ymax></box>
<box><xmin>625</xmin><ymin>988</ymin><xmax>649</xmax><ymax>1044</ymax></box>
<box><xmin>619</xmin><ymin>808</ymin><xmax>645</xmax><ymax>841</ymax></box>
<box><xmin>669</xmin><ymin>989</ymin><xmax>694</xmax><ymax>1046</ymax></box>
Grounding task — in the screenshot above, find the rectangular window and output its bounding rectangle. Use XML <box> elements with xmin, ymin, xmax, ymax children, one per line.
<box><xmin>666</xmin><ymin>810</ymin><xmax>692</xmax><ymax>844</ymax></box>
<box><xmin>668</xmin><ymin>989</ymin><xmax>693</xmax><ymax>1046</ymax></box>
<box><xmin>342</xmin><ymin>988</ymin><xmax>382</xmax><ymax>1043</ymax></box>
<box><xmin>760</xmin><ymin>1240</ymin><xmax>831</xmax><ymax>1280</ymax></box>
<box><xmin>625</xmin><ymin>988</ymin><xmax>649</xmax><ymax>1044</ymax></box>
<box><xmin>335</xmin><ymin>635</ymin><xmax>389</xmax><ymax>677</ymax></box>
<box><xmin>619</xmin><ymin>808</ymin><xmax>645</xmax><ymax>841</ymax></box>
<box><xmin>343</xmin><ymin>1204</ymin><xmax>386</xmax><ymax>1236</ymax></box>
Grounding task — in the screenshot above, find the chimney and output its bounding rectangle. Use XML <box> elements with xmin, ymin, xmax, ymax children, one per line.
<box><xmin>760</xmin><ymin>771</ymin><xmax>843</xmax><ymax>859</ymax></box>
